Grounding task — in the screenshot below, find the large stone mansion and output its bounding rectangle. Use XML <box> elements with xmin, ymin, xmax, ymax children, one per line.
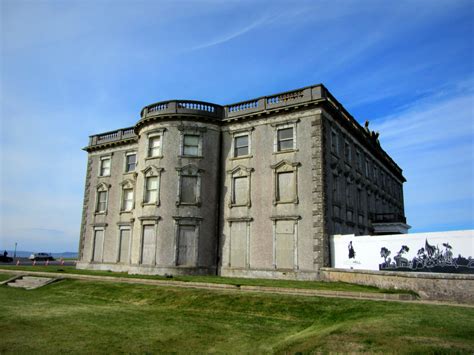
<box><xmin>77</xmin><ymin>84</ymin><xmax>408</xmax><ymax>279</ymax></box>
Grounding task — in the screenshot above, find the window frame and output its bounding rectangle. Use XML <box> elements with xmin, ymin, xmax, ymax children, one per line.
<box><xmin>120</xmin><ymin>179</ymin><xmax>135</xmax><ymax>212</ymax></box>
<box><xmin>95</xmin><ymin>182</ymin><xmax>110</xmax><ymax>214</ymax></box>
<box><xmin>146</xmin><ymin>129</ymin><xmax>165</xmax><ymax>159</ymax></box>
<box><xmin>116</xmin><ymin>224</ymin><xmax>133</xmax><ymax>264</ymax></box>
<box><xmin>331</xmin><ymin>129</ymin><xmax>339</xmax><ymax>155</ymax></box>
<box><xmin>270</xmin><ymin>215</ymin><xmax>300</xmax><ymax>270</ymax></box>
<box><xmin>141</xmin><ymin>165</ymin><xmax>163</xmax><ymax>206</ymax></box>
<box><xmin>271</xmin><ymin>160</ymin><xmax>300</xmax><ymax>205</ymax></box>
<box><xmin>91</xmin><ymin>226</ymin><xmax>105</xmax><ymax>263</ymax></box>
<box><xmin>124</xmin><ymin>151</ymin><xmax>137</xmax><ymax>173</ymax></box>
<box><xmin>226</xmin><ymin>217</ymin><xmax>253</xmax><ymax>269</ymax></box>
<box><xmin>178</xmin><ymin>126</ymin><xmax>205</xmax><ymax>158</ymax></box>
<box><xmin>172</xmin><ymin>216</ymin><xmax>202</xmax><ymax>267</ymax></box>
<box><xmin>227</xmin><ymin>165</ymin><xmax>254</xmax><ymax>208</ymax></box>
<box><xmin>98</xmin><ymin>155</ymin><xmax>111</xmax><ymax>177</ymax></box>
<box><xmin>176</xmin><ymin>164</ymin><xmax>203</xmax><ymax>206</ymax></box>
<box><xmin>272</xmin><ymin>120</ymin><xmax>299</xmax><ymax>154</ymax></box>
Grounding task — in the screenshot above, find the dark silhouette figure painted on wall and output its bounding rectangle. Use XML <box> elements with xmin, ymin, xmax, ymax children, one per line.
<box><xmin>348</xmin><ymin>241</ymin><xmax>355</xmax><ymax>259</ymax></box>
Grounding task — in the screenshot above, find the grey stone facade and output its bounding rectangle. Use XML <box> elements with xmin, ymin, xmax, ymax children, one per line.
<box><xmin>77</xmin><ymin>84</ymin><xmax>407</xmax><ymax>280</ymax></box>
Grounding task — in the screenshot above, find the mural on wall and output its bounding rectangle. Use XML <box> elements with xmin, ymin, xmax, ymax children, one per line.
<box><xmin>379</xmin><ymin>239</ymin><xmax>474</xmax><ymax>274</ymax></box>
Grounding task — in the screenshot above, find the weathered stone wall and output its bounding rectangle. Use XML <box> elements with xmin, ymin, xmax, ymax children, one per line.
<box><xmin>220</xmin><ymin>109</ymin><xmax>319</xmax><ymax>278</ymax></box>
<box><xmin>320</xmin><ymin>268</ymin><xmax>474</xmax><ymax>303</ymax></box>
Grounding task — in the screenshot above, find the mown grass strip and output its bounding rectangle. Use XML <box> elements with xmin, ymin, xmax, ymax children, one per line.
<box><xmin>0</xmin><ymin>265</ymin><xmax>415</xmax><ymax>295</ymax></box>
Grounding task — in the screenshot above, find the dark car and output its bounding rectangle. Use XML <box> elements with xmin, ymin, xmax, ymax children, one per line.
<box><xmin>29</xmin><ymin>253</ymin><xmax>55</xmax><ymax>261</ymax></box>
<box><xmin>0</xmin><ymin>255</ymin><xmax>13</xmax><ymax>263</ymax></box>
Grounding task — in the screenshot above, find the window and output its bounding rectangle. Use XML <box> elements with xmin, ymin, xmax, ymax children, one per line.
<box><xmin>173</xmin><ymin>216</ymin><xmax>201</xmax><ymax>266</ymax></box>
<box><xmin>118</xmin><ymin>227</ymin><xmax>131</xmax><ymax>263</ymax></box>
<box><xmin>141</xmin><ymin>166</ymin><xmax>163</xmax><ymax>206</ymax></box>
<box><xmin>273</xmin><ymin>120</ymin><xmax>298</xmax><ymax>153</ymax></box>
<box><xmin>177</xmin><ymin>225</ymin><xmax>196</xmax><ymax>266</ymax></box>
<box><xmin>277</xmin><ymin>172</ymin><xmax>295</xmax><ymax>202</ymax></box>
<box><xmin>229</xmin><ymin>221</ymin><xmax>250</xmax><ymax>268</ymax></box>
<box><xmin>356</xmin><ymin>150</ymin><xmax>362</xmax><ymax>171</ymax></box>
<box><xmin>234</xmin><ymin>134</ymin><xmax>249</xmax><ymax>157</ymax></box>
<box><xmin>365</xmin><ymin>159</ymin><xmax>370</xmax><ymax>177</ymax></box>
<box><xmin>122</xmin><ymin>188</ymin><xmax>133</xmax><ymax>211</ymax></box>
<box><xmin>345</xmin><ymin>181</ymin><xmax>352</xmax><ymax>206</ymax></box>
<box><xmin>176</xmin><ymin>165</ymin><xmax>202</xmax><ymax>206</ymax></box>
<box><xmin>344</xmin><ymin>141</ymin><xmax>351</xmax><ymax>162</ymax></box>
<box><xmin>96</xmin><ymin>191</ymin><xmax>107</xmax><ymax>212</ymax></box>
<box><xmin>333</xmin><ymin>174</ymin><xmax>341</xmax><ymax>203</ymax></box>
<box><xmin>148</xmin><ymin>136</ymin><xmax>161</xmax><ymax>157</ymax></box>
<box><xmin>181</xmin><ymin>176</ymin><xmax>197</xmax><ymax>203</ymax></box>
<box><xmin>277</xmin><ymin>127</ymin><xmax>294</xmax><ymax>151</ymax></box>
<box><xmin>331</xmin><ymin>130</ymin><xmax>339</xmax><ymax>154</ymax></box>
<box><xmin>271</xmin><ymin>160</ymin><xmax>300</xmax><ymax>205</ymax></box>
<box><xmin>183</xmin><ymin>134</ymin><xmax>200</xmax><ymax>156</ymax></box>
<box><xmin>141</xmin><ymin>224</ymin><xmax>156</xmax><ymax>265</ymax></box>
<box><xmin>271</xmin><ymin>217</ymin><xmax>299</xmax><ymax>270</ymax></box>
<box><xmin>99</xmin><ymin>157</ymin><xmax>111</xmax><ymax>176</ymax></box>
<box><xmin>144</xmin><ymin>176</ymin><xmax>158</xmax><ymax>204</ymax></box>
<box><xmin>233</xmin><ymin>177</ymin><xmax>248</xmax><ymax>205</ymax></box>
<box><xmin>125</xmin><ymin>153</ymin><xmax>136</xmax><ymax>172</ymax></box>
<box><xmin>227</xmin><ymin>165</ymin><xmax>253</xmax><ymax>208</ymax></box>
<box><xmin>178</xmin><ymin>126</ymin><xmax>205</xmax><ymax>157</ymax></box>
<box><xmin>92</xmin><ymin>228</ymin><xmax>104</xmax><ymax>262</ymax></box>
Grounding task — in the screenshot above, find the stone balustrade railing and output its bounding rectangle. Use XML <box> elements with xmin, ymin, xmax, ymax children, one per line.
<box><xmin>141</xmin><ymin>100</ymin><xmax>222</xmax><ymax>119</ymax></box>
<box><xmin>89</xmin><ymin>126</ymin><xmax>136</xmax><ymax>146</ymax></box>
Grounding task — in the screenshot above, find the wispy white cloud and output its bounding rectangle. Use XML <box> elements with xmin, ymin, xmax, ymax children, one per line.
<box><xmin>372</xmin><ymin>88</ymin><xmax>474</xmax><ymax>231</ymax></box>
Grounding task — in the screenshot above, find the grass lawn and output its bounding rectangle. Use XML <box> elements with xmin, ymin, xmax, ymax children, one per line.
<box><xmin>0</xmin><ymin>265</ymin><xmax>414</xmax><ymax>294</ymax></box>
<box><xmin>0</xmin><ymin>279</ymin><xmax>472</xmax><ymax>353</ymax></box>
<box><xmin>0</xmin><ymin>273</ymin><xmax>13</xmax><ymax>282</ymax></box>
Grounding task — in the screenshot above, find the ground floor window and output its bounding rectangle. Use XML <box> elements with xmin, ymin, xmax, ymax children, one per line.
<box><xmin>177</xmin><ymin>225</ymin><xmax>197</xmax><ymax>266</ymax></box>
<box><xmin>92</xmin><ymin>229</ymin><xmax>104</xmax><ymax>262</ymax></box>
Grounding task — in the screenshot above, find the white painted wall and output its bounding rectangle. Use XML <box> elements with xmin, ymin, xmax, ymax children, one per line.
<box><xmin>330</xmin><ymin>230</ymin><xmax>474</xmax><ymax>271</ymax></box>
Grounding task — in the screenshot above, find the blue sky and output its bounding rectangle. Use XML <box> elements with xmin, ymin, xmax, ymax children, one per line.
<box><xmin>1</xmin><ymin>0</ymin><xmax>473</xmax><ymax>252</ymax></box>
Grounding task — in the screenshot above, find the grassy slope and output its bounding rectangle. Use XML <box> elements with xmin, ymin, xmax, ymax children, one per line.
<box><xmin>0</xmin><ymin>265</ymin><xmax>413</xmax><ymax>294</ymax></box>
<box><xmin>0</xmin><ymin>279</ymin><xmax>472</xmax><ymax>354</ymax></box>
<box><xmin>0</xmin><ymin>274</ymin><xmax>13</xmax><ymax>282</ymax></box>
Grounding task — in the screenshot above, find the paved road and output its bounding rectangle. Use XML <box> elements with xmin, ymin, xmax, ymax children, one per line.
<box><xmin>0</xmin><ymin>258</ymin><xmax>76</xmax><ymax>267</ymax></box>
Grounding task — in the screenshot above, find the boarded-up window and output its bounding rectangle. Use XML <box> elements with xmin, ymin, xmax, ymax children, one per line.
<box><xmin>93</xmin><ymin>229</ymin><xmax>104</xmax><ymax>262</ymax></box>
<box><xmin>119</xmin><ymin>229</ymin><xmax>130</xmax><ymax>263</ymax></box>
<box><xmin>145</xmin><ymin>176</ymin><xmax>158</xmax><ymax>203</ymax></box>
<box><xmin>177</xmin><ymin>225</ymin><xmax>196</xmax><ymax>266</ymax></box>
<box><xmin>181</xmin><ymin>176</ymin><xmax>197</xmax><ymax>203</ymax></box>
<box><xmin>233</xmin><ymin>176</ymin><xmax>248</xmax><ymax>205</ymax></box>
<box><xmin>141</xmin><ymin>225</ymin><xmax>155</xmax><ymax>265</ymax></box>
<box><xmin>277</xmin><ymin>172</ymin><xmax>294</xmax><ymax>202</ymax></box>
<box><xmin>230</xmin><ymin>222</ymin><xmax>246</xmax><ymax>268</ymax></box>
<box><xmin>275</xmin><ymin>220</ymin><xmax>294</xmax><ymax>269</ymax></box>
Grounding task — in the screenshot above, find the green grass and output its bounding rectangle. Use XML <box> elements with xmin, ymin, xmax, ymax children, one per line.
<box><xmin>0</xmin><ymin>273</ymin><xmax>13</xmax><ymax>282</ymax></box>
<box><xmin>0</xmin><ymin>265</ymin><xmax>415</xmax><ymax>295</ymax></box>
<box><xmin>0</xmin><ymin>279</ymin><xmax>472</xmax><ymax>353</ymax></box>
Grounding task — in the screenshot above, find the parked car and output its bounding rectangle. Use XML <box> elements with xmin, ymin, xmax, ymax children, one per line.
<box><xmin>29</xmin><ymin>253</ymin><xmax>55</xmax><ymax>261</ymax></box>
<box><xmin>0</xmin><ymin>255</ymin><xmax>13</xmax><ymax>263</ymax></box>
